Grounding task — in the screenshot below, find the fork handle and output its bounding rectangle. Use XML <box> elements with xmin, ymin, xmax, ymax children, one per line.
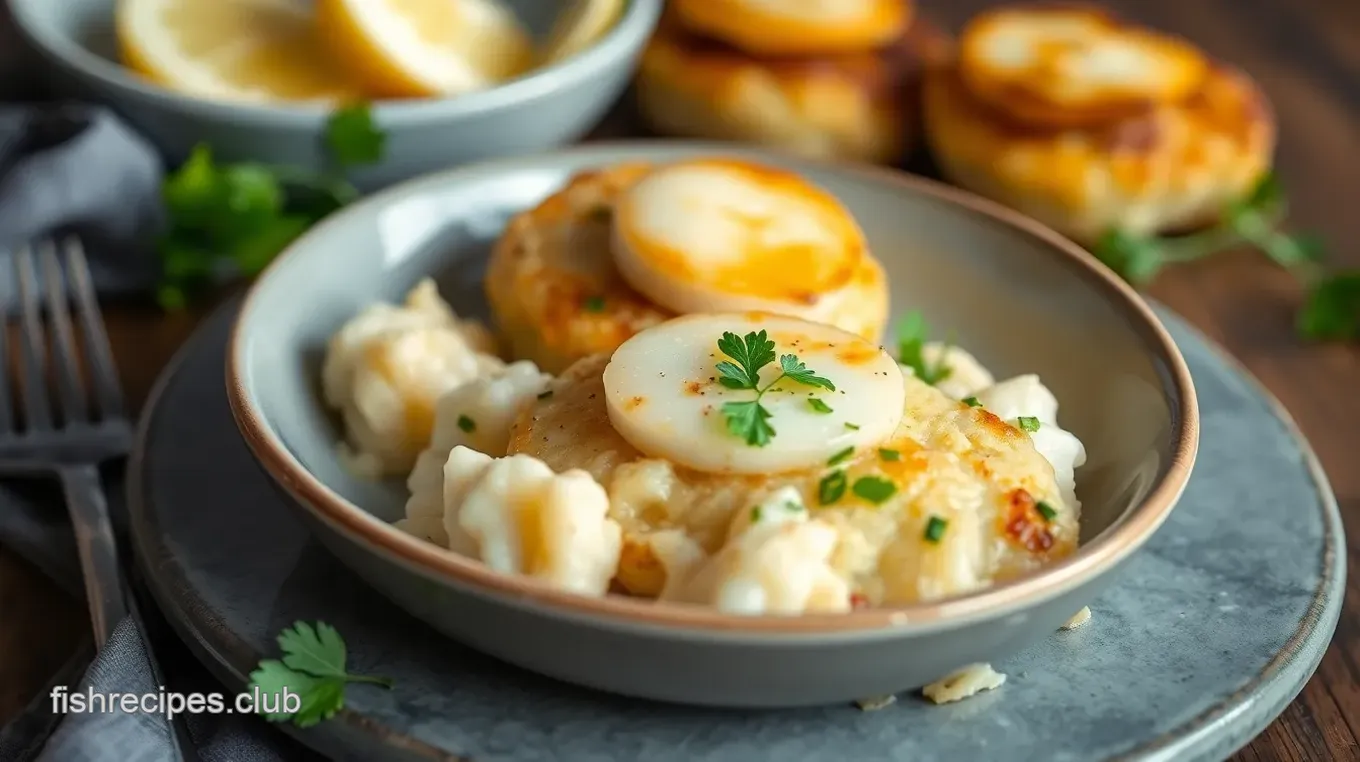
<box><xmin>59</xmin><ymin>464</ymin><xmax>129</xmax><ymax>648</ymax></box>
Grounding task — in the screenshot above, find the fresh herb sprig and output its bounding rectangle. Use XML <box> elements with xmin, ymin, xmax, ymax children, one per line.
<box><xmin>1093</xmin><ymin>171</ymin><xmax>1359</xmax><ymax>340</ymax></box>
<box><xmin>155</xmin><ymin>103</ymin><xmax>386</xmax><ymax>310</ymax></box>
<box><xmin>248</xmin><ymin>621</ymin><xmax>393</xmax><ymax>728</ymax></box>
<box><xmin>897</xmin><ymin>312</ymin><xmax>952</xmax><ymax>385</ymax></box>
<box><xmin>716</xmin><ymin>330</ymin><xmax>835</xmax><ymax>446</ymax></box>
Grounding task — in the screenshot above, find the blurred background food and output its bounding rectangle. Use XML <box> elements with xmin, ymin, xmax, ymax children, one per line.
<box><xmin>922</xmin><ymin>5</ymin><xmax>1274</xmax><ymax>245</ymax></box>
<box><xmin>114</xmin><ymin>0</ymin><xmax>627</xmax><ymax>104</ymax></box>
<box><xmin>634</xmin><ymin>1</ymin><xmax>950</xmax><ymax>164</ymax></box>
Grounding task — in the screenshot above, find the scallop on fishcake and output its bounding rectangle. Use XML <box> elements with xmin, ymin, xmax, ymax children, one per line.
<box><xmin>925</xmin><ymin>36</ymin><xmax>1275</xmax><ymax>242</ymax></box>
<box><xmin>958</xmin><ymin>5</ymin><xmax>1208</xmax><ymax>128</ymax></box>
<box><xmin>507</xmin><ymin>312</ymin><xmax>1083</xmax><ymax>607</ymax></box>
<box><xmin>671</xmin><ymin>0</ymin><xmax>910</xmax><ymax>57</ymax></box>
<box><xmin>483</xmin><ymin>161</ymin><xmax>889</xmax><ymax>374</ymax></box>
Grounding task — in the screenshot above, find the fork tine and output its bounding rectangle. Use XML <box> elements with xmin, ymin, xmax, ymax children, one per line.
<box><xmin>13</xmin><ymin>245</ymin><xmax>52</xmax><ymax>431</ymax></box>
<box><xmin>62</xmin><ymin>238</ymin><xmax>124</xmax><ymax>420</ymax></box>
<box><xmin>39</xmin><ymin>240</ymin><xmax>88</xmax><ymax>425</ymax></box>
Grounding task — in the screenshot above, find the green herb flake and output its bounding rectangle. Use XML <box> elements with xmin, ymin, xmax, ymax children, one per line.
<box><xmin>819</xmin><ymin>470</ymin><xmax>848</xmax><ymax>505</ymax></box>
<box><xmin>963</xmin><ymin>396</ymin><xmax>982</xmax><ymax>408</ymax></box>
<box><xmin>457</xmin><ymin>415</ymin><xmax>476</xmax><ymax>433</ymax></box>
<box><xmin>750</xmin><ymin>506</ymin><xmax>762</xmax><ymax>522</ymax></box>
<box><xmin>896</xmin><ymin>311</ymin><xmax>953</xmax><ymax>386</ymax></box>
<box><xmin>583</xmin><ymin>296</ymin><xmax>606</xmax><ymax>312</ymax></box>
<box><xmin>1017</xmin><ymin>416</ymin><xmax>1041</xmax><ymax>433</ymax></box>
<box><xmin>844</xmin><ymin>422</ymin><xmax>861</xmax><ymax>431</ymax></box>
<box><xmin>923</xmin><ymin>516</ymin><xmax>948</xmax><ymax>543</ymax></box>
<box><xmin>1036</xmin><ymin>501</ymin><xmax>1059</xmax><ymax>522</ymax></box>
<box><xmin>851</xmin><ymin>476</ymin><xmax>897</xmax><ymax>505</ymax></box>
<box><xmin>808</xmin><ymin>398</ymin><xmax>833</xmax><ymax>414</ymax></box>
<box><xmin>827</xmin><ymin>446</ymin><xmax>855</xmax><ymax>466</ymax></box>
<box><xmin>878</xmin><ymin>448</ymin><xmax>901</xmax><ymax>461</ymax></box>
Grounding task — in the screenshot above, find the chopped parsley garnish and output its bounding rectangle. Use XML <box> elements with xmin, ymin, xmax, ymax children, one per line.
<box><xmin>456</xmin><ymin>415</ymin><xmax>476</xmax><ymax>433</ymax></box>
<box><xmin>583</xmin><ymin>296</ymin><xmax>606</xmax><ymax>312</ymax></box>
<box><xmin>537</xmin><ymin>390</ymin><xmax>553</xmax><ymax>400</ymax></box>
<box><xmin>878</xmin><ymin>448</ymin><xmax>901</xmax><ymax>461</ymax></box>
<box><xmin>923</xmin><ymin>516</ymin><xmax>948</xmax><ymax>543</ymax></box>
<box><xmin>963</xmin><ymin>396</ymin><xmax>982</xmax><ymax>408</ymax></box>
<box><xmin>716</xmin><ymin>330</ymin><xmax>835</xmax><ymax>446</ymax></box>
<box><xmin>851</xmin><ymin>476</ymin><xmax>897</xmax><ymax>505</ymax></box>
<box><xmin>819</xmin><ymin>471</ymin><xmax>847</xmax><ymax>505</ymax></box>
<box><xmin>808</xmin><ymin>398</ymin><xmax>833</xmax><ymax>414</ymax></box>
<box><xmin>827</xmin><ymin>446</ymin><xmax>855</xmax><ymax>466</ymax></box>
<box><xmin>1017</xmin><ymin>416</ymin><xmax>1041</xmax><ymax>433</ymax></box>
<box><xmin>750</xmin><ymin>506</ymin><xmax>762</xmax><ymax>522</ymax></box>
<box><xmin>896</xmin><ymin>312</ymin><xmax>952</xmax><ymax>385</ymax></box>
<box><xmin>844</xmin><ymin>422</ymin><xmax>861</xmax><ymax>431</ymax></box>
<box><xmin>1036</xmin><ymin>501</ymin><xmax>1058</xmax><ymax>522</ymax></box>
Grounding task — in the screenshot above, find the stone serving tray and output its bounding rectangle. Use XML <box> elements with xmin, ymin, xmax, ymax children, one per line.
<box><xmin>128</xmin><ymin>300</ymin><xmax>1342</xmax><ymax>762</ymax></box>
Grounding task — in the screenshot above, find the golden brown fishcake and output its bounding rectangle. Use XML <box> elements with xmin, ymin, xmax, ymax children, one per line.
<box><xmin>483</xmin><ymin>164</ymin><xmax>889</xmax><ymax>374</ymax></box>
<box><xmin>507</xmin><ymin>355</ymin><xmax>1078</xmax><ymax>604</ymax></box>
<box><xmin>635</xmin><ymin>10</ymin><xmax>950</xmax><ymax>164</ymax></box>
<box><xmin>924</xmin><ymin>62</ymin><xmax>1275</xmax><ymax>243</ymax></box>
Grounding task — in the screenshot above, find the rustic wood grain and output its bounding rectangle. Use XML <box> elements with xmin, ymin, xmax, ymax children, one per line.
<box><xmin>0</xmin><ymin>1</ymin><xmax>1357</xmax><ymax>759</ymax></box>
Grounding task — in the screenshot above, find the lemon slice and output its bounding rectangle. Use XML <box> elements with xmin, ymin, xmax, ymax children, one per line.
<box><xmin>116</xmin><ymin>0</ymin><xmax>363</xmax><ymax>103</ymax></box>
<box><xmin>539</xmin><ymin>0</ymin><xmax>627</xmax><ymax>65</ymax></box>
<box><xmin>958</xmin><ymin>6</ymin><xmax>1208</xmax><ymax>127</ymax></box>
<box><xmin>314</xmin><ymin>0</ymin><xmax>534</xmax><ymax>98</ymax></box>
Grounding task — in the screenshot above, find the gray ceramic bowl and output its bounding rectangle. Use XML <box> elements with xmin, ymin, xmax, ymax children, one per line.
<box><xmin>227</xmin><ymin>142</ymin><xmax>1199</xmax><ymax>708</ymax></box>
<box><xmin>9</xmin><ymin>0</ymin><xmax>661</xmax><ymax>189</ymax></box>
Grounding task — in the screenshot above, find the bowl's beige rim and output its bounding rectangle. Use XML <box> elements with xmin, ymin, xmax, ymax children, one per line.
<box><xmin>9</xmin><ymin>0</ymin><xmax>661</xmax><ymax>125</ymax></box>
<box><xmin>226</xmin><ymin>140</ymin><xmax>1200</xmax><ymax>636</ymax></box>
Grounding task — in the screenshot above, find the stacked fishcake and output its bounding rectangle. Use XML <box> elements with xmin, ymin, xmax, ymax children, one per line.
<box><xmin>634</xmin><ymin>0</ymin><xmax>950</xmax><ymax>164</ymax></box>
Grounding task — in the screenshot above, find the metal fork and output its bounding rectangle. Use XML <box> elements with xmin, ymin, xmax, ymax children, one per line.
<box><xmin>1</xmin><ymin>238</ymin><xmax>197</xmax><ymax>760</ymax></box>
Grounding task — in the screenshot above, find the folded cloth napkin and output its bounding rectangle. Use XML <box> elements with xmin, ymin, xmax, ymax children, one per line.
<box><xmin>0</xmin><ymin>105</ymin><xmax>314</xmax><ymax>760</ymax></box>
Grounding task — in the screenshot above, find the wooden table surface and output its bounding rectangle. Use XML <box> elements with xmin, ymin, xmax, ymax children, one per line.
<box><xmin>0</xmin><ymin>0</ymin><xmax>1356</xmax><ymax>759</ymax></box>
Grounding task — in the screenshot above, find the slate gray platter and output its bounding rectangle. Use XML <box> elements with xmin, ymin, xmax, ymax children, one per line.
<box><xmin>128</xmin><ymin>298</ymin><xmax>1344</xmax><ymax>762</ymax></box>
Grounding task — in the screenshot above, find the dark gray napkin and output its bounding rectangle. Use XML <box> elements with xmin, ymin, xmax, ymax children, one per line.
<box><xmin>0</xmin><ymin>105</ymin><xmax>311</xmax><ymax>761</ymax></box>
<box><xmin>0</xmin><ymin>104</ymin><xmax>164</xmax><ymax>293</ymax></box>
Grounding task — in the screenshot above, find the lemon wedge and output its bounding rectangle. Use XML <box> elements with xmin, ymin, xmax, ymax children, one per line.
<box><xmin>539</xmin><ymin>0</ymin><xmax>627</xmax><ymax>65</ymax></box>
<box><xmin>314</xmin><ymin>0</ymin><xmax>534</xmax><ymax>99</ymax></box>
<box><xmin>116</xmin><ymin>0</ymin><xmax>363</xmax><ymax>103</ymax></box>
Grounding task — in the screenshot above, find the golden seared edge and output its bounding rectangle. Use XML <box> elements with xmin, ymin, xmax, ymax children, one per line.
<box><xmin>483</xmin><ymin>162</ymin><xmax>890</xmax><ymax>373</ymax></box>
<box><xmin>635</xmin><ymin>10</ymin><xmax>951</xmax><ymax>164</ymax></box>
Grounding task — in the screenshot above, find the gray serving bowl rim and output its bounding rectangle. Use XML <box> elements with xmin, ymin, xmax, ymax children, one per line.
<box><xmin>8</xmin><ymin>0</ymin><xmax>662</xmax><ymax>126</ymax></box>
<box><xmin>226</xmin><ymin>140</ymin><xmax>1200</xmax><ymax>637</ymax></box>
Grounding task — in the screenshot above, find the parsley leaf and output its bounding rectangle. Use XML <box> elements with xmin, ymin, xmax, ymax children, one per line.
<box><xmin>779</xmin><ymin>354</ymin><xmax>835</xmax><ymax>390</ymax></box>
<box><xmin>721</xmin><ymin>399</ymin><xmax>775</xmax><ymax>447</ymax></box>
<box><xmin>1093</xmin><ymin>171</ymin><xmax>1355</xmax><ymax>342</ymax></box>
<box><xmin>155</xmin><ymin>103</ymin><xmax>386</xmax><ymax>309</ymax></box>
<box><xmin>808</xmin><ymin>398</ymin><xmax>833</xmax><ymax>414</ymax></box>
<box><xmin>716</xmin><ymin>330</ymin><xmax>775</xmax><ymax>389</ymax></box>
<box><xmin>715</xmin><ymin>331</ymin><xmax>836</xmax><ymax>446</ymax></box>
<box><xmin>247</xmin><ymin>621</ymin><xmax>393</xmax><ymax>728</ymax></box>
<box><xmin>851</xmin><ymin>476</ymin><xmax>897</xmax><ymax>505</ymax></box>
<box><xmin>325</xmin><ymin>103</ymin><xmax>386</xmax><ymax>166</ymax></box>
<box><xmin>896</xmin><ymin>312</ymin><xmax>952</xmax><ymax>385</ymax></box>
